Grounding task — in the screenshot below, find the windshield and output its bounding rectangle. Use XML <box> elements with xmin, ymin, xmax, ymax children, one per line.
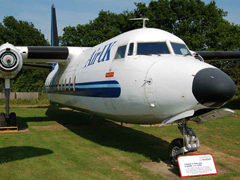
<box><xmin>137</xmin><ymin>42</ymin><xmax>170</xmax><ymax>55</ymax></box>
<box><xmin>171</xmin><ymin>42</ymin><xmax>192</xmax><ymax>56</ymax></box>
<box><xmin>115</xmin><ymin>45</ymin><xmax>127</xmax><ymax>59</ymax></box>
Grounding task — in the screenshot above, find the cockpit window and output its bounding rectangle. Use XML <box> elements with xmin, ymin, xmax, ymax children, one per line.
<box><xmin>115</xmin><ymin>45</ymin><xmax>127</xmax><ymax>59</ymax></box>
<box><xmin>171</xmin><ymin>42</ymin><xmax>192</xmax><ymax>56</ymax></box>
<box><xmin>128</xmin><ymin>43</ymin><xmax>134</xmax><ymax>56</ymax></box>
<box><xmin>137</xmin><ymin>42</ymin><xmax>170</xmax><ymax>55</ymax></box>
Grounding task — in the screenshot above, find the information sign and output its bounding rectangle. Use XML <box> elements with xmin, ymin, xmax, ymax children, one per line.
<box><xmin>178</xmin><ymin>154</ymin><xmax>218</xmax><ymax>178</ymax></box>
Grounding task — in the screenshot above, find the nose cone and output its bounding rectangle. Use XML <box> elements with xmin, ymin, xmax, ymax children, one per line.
<box><xmin>192</xmin><ymin>68</ymin><xmax>236</xmax><ymax>107</ymax></box>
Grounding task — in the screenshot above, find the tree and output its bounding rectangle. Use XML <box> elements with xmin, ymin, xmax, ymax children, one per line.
<box><xmin>11</xmin><ymin>68</ymin><xmax>49</xmax><ymax>93</ymax></box>
<box><xmin>0</xmin><ymin>16</ymin><xmax>49</xmax><ymax>92</ymax></box>
<box><xmin>0</xmin><ymin>16</ymin><xmax>49</xmax><ymax>46</ymax></box>
<box><xmin>60</xmin><ymin>10</ymin><xmax>134</xmax><ymax>47</ymax></box>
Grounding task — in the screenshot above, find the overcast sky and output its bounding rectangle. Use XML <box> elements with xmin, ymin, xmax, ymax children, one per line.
<box><xmin>0</xmin><ymin>0</ymin><xmax>239</xmax><ymax>42</ymax></box>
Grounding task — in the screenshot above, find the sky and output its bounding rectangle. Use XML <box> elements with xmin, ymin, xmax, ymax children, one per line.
<box><xmin>0</xmin><ymin>0</ymin><xmax>239</xmax><ymax>42</ymax></box>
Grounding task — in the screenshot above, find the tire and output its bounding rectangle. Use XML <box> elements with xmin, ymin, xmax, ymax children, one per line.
<box><xmin>0</xmin><ymin>113</ymin><xmax>6</xmax><ymax>127</ymax></box>
<box><xmin>9</xmin><ymin>112</ymin><xmax>17</xmax><ymax>126</ymax></box>
<box><xmin>168</xmin><ymin>138</ymin><xmax>183</xmax><ymax>167</ymax></box>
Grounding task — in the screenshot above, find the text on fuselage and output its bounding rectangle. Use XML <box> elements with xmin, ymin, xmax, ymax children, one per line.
<box><xmin>86</xmin><ymin>41</ymin><xmax>117</xmax><ymax>66</ymax></box>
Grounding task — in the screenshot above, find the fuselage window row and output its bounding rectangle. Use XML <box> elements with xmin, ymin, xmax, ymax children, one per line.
<box><xmin>46</xmin><ymin>77</ymin><xmax>76</xmax><ymax>92</ymax></box>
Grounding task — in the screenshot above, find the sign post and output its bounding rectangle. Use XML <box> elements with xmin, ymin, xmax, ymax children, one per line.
<box><xmin>178</xmin><ymin>154</ymin><xmax>218</xmax><ymax>178</ymax></box>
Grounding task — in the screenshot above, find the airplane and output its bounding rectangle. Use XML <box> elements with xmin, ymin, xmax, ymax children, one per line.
<box><xmin>0</xmin><ymin>4</ymin><xmax>239</xmax><ymax>167</ymax></box>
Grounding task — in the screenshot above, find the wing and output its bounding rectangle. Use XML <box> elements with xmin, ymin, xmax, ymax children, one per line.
<box><xmin>194</xmin><ymin>51</ymin><xmax>240</xmax><ymax>62</ymax></box>
<box><xmin>0</xmin><ymin>43</ymin><xmax>88</xmax><ymax>79</ymax></box>
<box><xmin>17</xmin><ymin>46</ymin><xmax>69</xmax><ymax>63</ymax></box>
<box><xmin>23</xmin><ymin>63</ymin><xmax>52</xmax><ymax>70</ymax></box>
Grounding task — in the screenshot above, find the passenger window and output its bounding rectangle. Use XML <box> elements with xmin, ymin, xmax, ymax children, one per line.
<box><xmin>115</xmin><ymin>45</ymin><xmax>127</xmax><ymax>59</ymax></box>
<box><xmin>69</xmin><ymin>78</ymin><xmax>71</xmax><ymax>91</ymax></box>
<box><xmin>128</xmin><ymin>43</ymin><xmax>134</xmax><ymax>56</ymax></box>
<box><xmin>73</xmin><ymin>77</ymin><xmax>76</xmax><ymax>91</ymax></box>
<box><xmin>65</xmin><ymin>79</ymin><xmax>67</xmax><ymax>91</ymax></box>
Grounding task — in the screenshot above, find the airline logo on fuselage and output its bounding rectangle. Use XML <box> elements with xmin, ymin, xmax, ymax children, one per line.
<box><xmin>86</xmin><ymin>41</ymin><xmax>117</xmax><ymax>67</ymax></box>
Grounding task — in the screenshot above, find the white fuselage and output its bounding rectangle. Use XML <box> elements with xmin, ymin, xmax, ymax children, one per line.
<box><xmin>45</xmin><ymin>28</ymin><xmax>214</xmax><ymax>124</ymax></box>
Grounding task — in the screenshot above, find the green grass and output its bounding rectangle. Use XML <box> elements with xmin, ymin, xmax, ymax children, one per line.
<box><xmin>0</xmin><ymin>107</ymin><xmax>239</xmax><ymax>180</ymax></box>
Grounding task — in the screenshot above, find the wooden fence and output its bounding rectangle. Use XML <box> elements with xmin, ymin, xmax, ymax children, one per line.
<box><xmin>0</xmin><ymin>92</ymin><xmax>38</xmax><ymax>100</ymax></box>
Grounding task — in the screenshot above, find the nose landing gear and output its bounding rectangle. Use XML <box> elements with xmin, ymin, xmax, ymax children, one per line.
<box><xmin>168</xmin><ymin>119</ymin><xmax>200</xmax><ymax>167</ymax></box>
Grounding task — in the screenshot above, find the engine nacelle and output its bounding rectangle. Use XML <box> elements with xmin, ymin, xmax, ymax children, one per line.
<box><xmin>0</xmin><ymin>43</ymin><xmax>23</xmax><ymax>79</ymax></box>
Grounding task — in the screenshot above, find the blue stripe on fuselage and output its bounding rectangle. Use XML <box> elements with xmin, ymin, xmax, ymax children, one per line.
<box><xmin>45</xmin><ymin>80</ymin><xmax>121</xmax><ymax>98</ymax></box>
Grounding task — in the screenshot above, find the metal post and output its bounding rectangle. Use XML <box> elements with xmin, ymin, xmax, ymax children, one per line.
<box><xmin>183</xmin><ymin>119</ymin><xmax>185</xmax><ymax>156</ymax></box>
<box><xmin>4</xmin><ymin>79</ymin><xmax>11</xmax><ymax>119</ymax></box>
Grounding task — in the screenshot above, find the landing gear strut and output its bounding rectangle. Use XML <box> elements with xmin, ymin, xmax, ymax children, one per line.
<box><xmin>0</xmin><ymin>79</ymin><xmax>17</xmax><ymax>127</ymax></box>
<box><xmin>168</xmin><ymin>119</ymin><xmax>200</xmax><ymax>167</ymax></box>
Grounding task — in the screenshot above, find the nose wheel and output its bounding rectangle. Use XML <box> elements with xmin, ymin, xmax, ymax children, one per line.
<box><xmin>168</xmin><ymin>119</ymin><xmax>200</xmax><ymax>167</ymax></box>
<box><xmin>168</xmin><ymin>138</ymin><xmax>184</xmax><ymax>167</ymax></box>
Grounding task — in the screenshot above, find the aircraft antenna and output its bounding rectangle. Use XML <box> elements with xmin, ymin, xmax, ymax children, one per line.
<box><xmin>129</xmin><ymin>18</ymin><xmax>149</xmax><ymax>28</ymax></box>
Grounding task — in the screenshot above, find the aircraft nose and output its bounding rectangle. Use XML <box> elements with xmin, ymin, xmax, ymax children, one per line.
<box><xmin>192</xmin><ymin>68</ymin><xmax>236</xmax><ymax>107</ymax></box>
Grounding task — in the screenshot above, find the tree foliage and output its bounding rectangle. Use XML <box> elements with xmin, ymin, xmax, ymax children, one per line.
<box><xmin>59</xmin><ymin>11</ymin><xmax>134</xmax><ymax>47</ymax></box>
<box><xmin>0</xmin><ymin>16</ymin><xmax>49</xmax><ymax>92</ymax></box>
<box><xmin>10</xmin><ymin>68</ymin><xmax>49</xmax><ymax>93</ymax></box>
<box><xmin>0</xmin><ymin>16</ymin><xmax>49</xmax><ymax>46</ymax></box>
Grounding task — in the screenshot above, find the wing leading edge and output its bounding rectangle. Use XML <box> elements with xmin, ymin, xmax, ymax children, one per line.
<box><xmin>196</xmin><ymin>51</ymin><xmax>240</xmax><ymax>62</ymax></box>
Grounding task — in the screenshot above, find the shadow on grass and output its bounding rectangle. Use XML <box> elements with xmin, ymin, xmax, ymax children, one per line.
<box><xmin>17</xmin><ymin>107</ymin><xmax>170</xmax><ymax>162</ymax></box>
<box><xmin>17</xmin><ymin>116</ymin><xmax>50</xmax><ymax>128</ymax></box>
<box><xmin>44</xmin><ymin>107</ymin><xmax>170</xmax><ymax>162</ymax></box>
<box><xmin>0</xmin><ymin>146</ymin><xmax>53</xmax><ymax>164</ymax></box>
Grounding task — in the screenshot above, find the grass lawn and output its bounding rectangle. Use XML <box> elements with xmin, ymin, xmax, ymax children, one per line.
<box><xmin>0</xmin><ymin>107</ymin><xmax>239</xmax><ymax>180</ymax></box>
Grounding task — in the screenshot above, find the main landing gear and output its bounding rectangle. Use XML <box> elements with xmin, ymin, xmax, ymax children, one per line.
<box><xmin>168</xmin><ymin>119</ymin><xmax>200</xmax><ymax>167</ymax></box>
<box><xmin>0</xmin><ymin>79</ymin><xmax>17</xmax><ymax>127</ymax></box>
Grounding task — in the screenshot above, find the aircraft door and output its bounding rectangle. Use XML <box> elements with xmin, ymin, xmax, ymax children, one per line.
<box><xmin>103</xmin><ymin>44</ymin><xmax>128</xmax><ymax>111</ymax></box>
<box><xmin>144</xmin><ymin>62</ymin><xmax>158</xmax><ymax>113</ymax></box>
